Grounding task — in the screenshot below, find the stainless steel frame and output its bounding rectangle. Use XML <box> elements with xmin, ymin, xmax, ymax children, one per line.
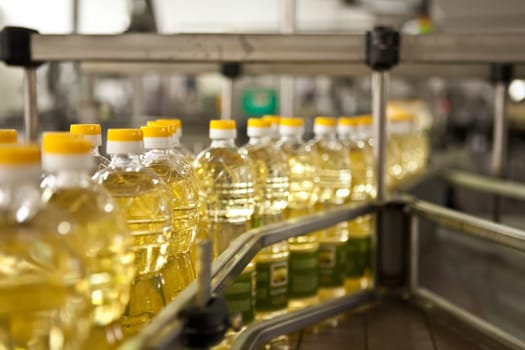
<box><xmin>80</xmin><ymin>61</ymin><xmax>525</xmax><ymax>79</ymax></box>
<box><xmin>123</xmin><ymin>202</ymin><xmax>376</xmax><ymax>350</ymax></box>
<box><xmin>23</xmin><ymin>68</ymin><xmax>38</xmax><ymax>141</ymax></box>
<box><xmin>231</xmin><ymin>290</ymin><xmax>375</xmax><ymax>350</ymax></box>
<box><xmin>445</xmin><ymin>170</ymin><xmax>525</xmax><ymax>202</ymax></box>
<box><xmin>407</xmin><ymin>198</ymin><xmax>525</xmax><ymax>350</ymax></box>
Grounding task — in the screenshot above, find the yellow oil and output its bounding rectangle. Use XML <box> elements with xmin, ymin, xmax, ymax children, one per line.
<box><xmin>142</xmin><ymin>153</ymin><xmax>199</xmax><ymax>302</ymax></box>
<box><xmin>42</xmin><ymin>187</ymin><xmax>135</xmax><ymax>327</ymax></box>
<box><xmin>194</xmin><ymin>146</ymin><xmax>255</xmax><ymax>256</ymax></box>
<box><xmin>215</xmin><ymin>261</ymin><xmax>256</xmax><ymax>350</ymax></box>
<box><xmin>94</xmin><ymin>164</ymin><xmax>172</xmax><ymax>335</ymax></box>
<box><xmin>339</xmin><ymin>123</ymin><xmax>375</xmax><ymax>294</ymax></box>
<box><xmin>309</xmin><ymin>128</ymin><xmax>351</xmax><ymax>328</ymax></box>
<box><xmin>277</xmin><ymin>135</ymin><xmax>319</xmax><ymax>311</ymax></box>
<box><xmin>241</xmin><ymin>136</ymin><xmax>290</xmax><ymax>321</ymax></box>
<box><xmin>0</xmin><ymin>200</ymin><xmax>90</xmax><ymax>349</ymax></box>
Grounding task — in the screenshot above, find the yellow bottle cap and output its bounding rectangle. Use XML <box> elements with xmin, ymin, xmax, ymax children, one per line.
<box><xmin>247</xmin><ymin>118</ymin><xmax>271</xmax><ymax>128</ymax></box>
<box><xmin>156</xmin><ymin>118</ymin><xmax>182</xmax><ymax>129</ymax></box>
<box><xmin>387</xmin><ymin>105</ymin><xmax>415</xmax><ymax>122</ymax></box>
<box><xmin>210</xmin><ymin>120</ymin><xmax>236</xmax><ymax>130</ymax></box>
<box><xmin>148</xmin><ymin>121</ymin><xmax>175</xmax><ymax>135</ymax></box>
<box><xmin>314</xmin><ymin>116</ymin><xmax>337</xmax><ymax>127</ymax></box>
<box><xmin>279</xmin><ymin>118</ymin><xmax>303</xmax><ymax>127</ymax></box>
<box><xmin>262</xmin><ymin>115</ymin><xmax>280</xmax><ymax>125</ymax></box>
<box><xmin>42</xmin><ymin>132</ymin><xmax>91</xmax><ymax>155</ymax></box>
<box><xmin>0</xmin><ymin>144</ymin><xmax>40</xmax><ymax>165</ymax></box>
<box><xmin>0</xmin><ymin>129</ymin><xmax>17</xmax><ymax>144</ymax></box>
<box><xmin>107</xmin><ymin>129</ymin><xmax>143</xmax><ymax>142</ymax></box>
<box><xmin>339</xmin><ymin>115</ymin><xmax>373</xmax><ymax>125</ymax></box>
<box><xmin>141</xmin><ymin>125</ymin><xmax>171</xmax><ymax>138</ymax></box>
<box><xmin>70</xmin><ymin>124</ymin><xmax>102</xmax><ymax>136</ymax></box>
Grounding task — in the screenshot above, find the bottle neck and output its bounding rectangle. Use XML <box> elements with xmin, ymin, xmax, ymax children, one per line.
<box><xmin>210</xmin><ymin>138</ymin><xmax>236</xmax><ymax>148</ymax></box>
<box><xmin>45</xmin><ymin>169</ymin><xmax>92</xmax><ymax>189</ymax></box>
<box><xmin>248</xmin><ymin>135</ymin><xmax>271</xmax><ymax>145</ymax></box>
<box><xmin>314</xmin><ymin>132</ymin><xmax>337</xmax><ymax>141</ymax></box>
<box><xmin>109</xmin><ymin>153</ymin><xmax>143</xmax><ymax>168</ymax></box>
<box><xmin>279</xmin><ymin>133</ymin><xmax>303</xmax><ymax>143</ymax></box>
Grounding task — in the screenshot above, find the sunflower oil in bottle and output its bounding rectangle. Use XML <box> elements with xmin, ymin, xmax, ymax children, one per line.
<box><xmin>150</xmin><ymin>120</ymin><xmax>206</xmax><ymax>270</ymax></box>
<box><xmin>0</xmin><ymin>129</ymin><xmax>17</xmax><ymax>144</ymax></box>
<box><xmin>194</xmin><ymin>120</ymin><xmax>255</xmax><ymax>255</ymax></box>
<box><xmin>195</xmin><ymin>120</ymin><xmax>256</xmax><ymax>341</ymax></box>
<box><xmin>276</xmin><ymin>118</ymin><xmax>319</xmax><ymax>311</ymax></box>
<box><xmin>241</xmin><ymin>119</ymin><xmax>289</xmax><ymax>322</ymax></box>
<box><xmin>41</xmin><ymin>133</ymin><xmax>135</xmax><ymax>330</ymax></box>
<box><xmin>70</xmin><ymin>124</ymin><xmax>110</xmax><ymax>175</ymax></box>
<box><xmin>140</xmin><ymin>125</ymin><xmax>199</xmax><ymax>302</ymax></box>
<box><xmin>386</xmin><ymin>106</ymin><xmax>411</xmax><ymax>187</ymax></box>
<box><xmin>93</xmin><ymin>129</ymin><xmax>172</xmax><ymax>336</ymax></box>
<box><xmin>0</xmin><ymin>144</ymin><xmax>90</xmax><ymax>350</ymax></box>
<box><xmin>309</xmin><ymin>117</ymin><xmax>351</xmax><ymax>314</ymax></box>
<box><xmin>338</xmin><ymin>117</ymin><xmax>374</xmax><ymax>293</ymax></box>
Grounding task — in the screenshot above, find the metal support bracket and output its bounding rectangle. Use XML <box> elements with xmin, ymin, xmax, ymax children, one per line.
<box><xmin>220</xmin><ymin>62</ymin><xmax>242</xmax><ymax>120</ymax></box>
<box><xmin>366</xmin><ymin>26</ymin><xmax>400</xmax><ymax>291</ymax></box>
<box><xmin>0</xmin><ymin>26</ymin><xmax>44</xmax><ymax>142</ymax></box>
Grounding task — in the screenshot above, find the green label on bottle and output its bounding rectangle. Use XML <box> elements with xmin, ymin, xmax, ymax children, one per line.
<box><xmin>288</xmin><ymin>250</ymin><xmax>318</xmax><ymax>298</ymax></box>
<box><xmin>318</xmin><ymin>242</ymin><xmax>347</xmax><ymax>288</ymax></box>
<box><xmin>255</xmin><ymin>259</ymin><xmax>288</xmax><ymax>312</ymax></box>
<box><xmin>345</xmin><ymin>236</ymin><xmax>372</xmax><ymax>278</ymax></box>
<box><xmin>224</xmin><ymin>269</ymin><xmax>255</xmax><ymax>325</ymax></box>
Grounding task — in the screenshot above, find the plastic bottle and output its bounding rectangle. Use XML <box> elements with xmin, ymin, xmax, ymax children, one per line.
<box><xmin>140</xmin><ymin>125</ymin><xmax>198</xmax><ymax>301</ymax></box>
<box><xmin>40</xmin><ymin>132</ymin><xmax>135</xmax><ymax>328</ymax></box>
<box><xmin>337</xmin><ymin>116</ymin><xmax>375</xmax><ymax>293</ymax></box>
<box><xmin>0</xmin><ymin>144</ymin><xmax>90</xmax><ymax>349</ymax></box>
<box><xmin>93</xmin><ymin>129</ymin><xmax>172</xmax><ymax>335</ymax></box>
<box><xmin>309</xmin><ymin>117</ymin><xmax>351</xmax><ymax>309</ymax></box>
<box><xmin>276</xmin><ymin>117</ymin><xmax>319</xmax><ymax>311</ymax></box>
<box><xmin>194</xmin><ymin>119</ymin><xmax>255</xmax><ymax>255</ymax></box>
<box><xmin>0</xmin><ymin>129</ymin><xmax>17</xmax><ymax>144</ymax></box>
<box><xmin>241</xmin><ymin>118</ymin><xmax>289</xmax><ymax>321</ymax></box>
<box><xmin>194</xmin><ymin>119</ymin><xmax>256</xmax><ymax>337</ymax></box>
<box><xmin>70</xmin><ymin>123</ymin><xmax>110</xmax><ymax>174</ymax></box>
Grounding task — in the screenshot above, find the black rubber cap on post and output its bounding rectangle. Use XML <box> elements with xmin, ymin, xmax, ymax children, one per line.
<box><xmin>178</xmin><ymin>297</ymin><xmax>231</xmax><ymax>348</ymax></box>
<box><xmin>366</xmin><ymin>26</ymin><xmax>400</xmax><ymax>71</ymax></box>
<box><xmin>221</xmin><ymin>62</ymin><xmax>242</xmax><ymax>79</ymax></box>
<box><xmin>0</xmin><ymin>26</ymin><xmax>43</xmax><ymax>67</ymax></box>
<box><xmin>490</xmin><ymin>63</ymin><xmax>513</xmax><ymax>84</ymax></box>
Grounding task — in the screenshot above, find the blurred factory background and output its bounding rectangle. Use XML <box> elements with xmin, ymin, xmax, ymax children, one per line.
<box><xmin>0</xmin><ymin>0</ymin><xmax>524</xmax><ymax>344</ymax></box>
<box><xmin>1</xmin><ymin>0</ymin><xmax>525</xmax><ymax>158</ymax></box>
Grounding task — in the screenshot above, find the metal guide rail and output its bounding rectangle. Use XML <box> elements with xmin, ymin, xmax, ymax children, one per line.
<box><xmin>117</xmin><ymin>190</ymin><xmax>525</xmax><ymax>350</ymax></box>
<box><xmin>407</xmin><ymin>198</ymin><xmax>525</xmax><ymax>350</ymax></box>
<box><xmin>18</xmin><ymin>32</ymin><xmax>525</xmax><ymax>64</ymax></box>
<box><xmin>121</xmin><ymin>201</ymin><xmax>376</xmax><ymax>350</ymax></box>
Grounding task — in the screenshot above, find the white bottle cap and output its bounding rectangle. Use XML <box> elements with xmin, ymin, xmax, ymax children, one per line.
<box><xmin>70</xmin><ymin>124</ymin><xmax>103</xmax><ymax>147</ymax></box>
<box><xmin>313</xmin><ymin>117</ymin><xmax>337</xmax><ymax>135</ymax></box>
<box><xmin>106</xmin><ymin>129</ymin><xmax>144</xmax><ymax>155</ymax></box>
<box><xmin>41</xmin><ymin>132</ymin><xmax>93</xmax><ymax>172</ymax></box>
<box><xmin>209</xmin><ymin>120</ymin><xmax>237</xmax><ymax>139</ymax></box>
<box><xmin>279</xmin><ymin>118</ymin><xmax>304</xmax><ymax>136</ymax></box>
<box><xmin>141</xmin><ymin>125</ymin><xmax>171</xmax><ymax>149</ymax></box>
<box><xmin>0</xmin><ymin>144</ymin><xmax>41</xmax><ymax>183</ymax></box>
<box><xmin>247</xmin><ymin>118</ymin><xmax>271</xmax><ymax>138</ymax></box>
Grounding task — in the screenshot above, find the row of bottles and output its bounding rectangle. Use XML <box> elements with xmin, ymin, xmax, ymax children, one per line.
<box><xmin>0</xmin><ymin>102</ymin><xmax>428</xmax><ymax>349</ymax></box>
<box><xmin>0</xmin><ymin>120</ymin><xmax>199</xmax><ymax>349</ymax></box>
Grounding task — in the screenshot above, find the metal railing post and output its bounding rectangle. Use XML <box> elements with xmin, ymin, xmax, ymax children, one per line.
<box><xmin>366</xmin><ymin>26</ymin><xmax>400</xmax><ymax>290</ymax></box>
